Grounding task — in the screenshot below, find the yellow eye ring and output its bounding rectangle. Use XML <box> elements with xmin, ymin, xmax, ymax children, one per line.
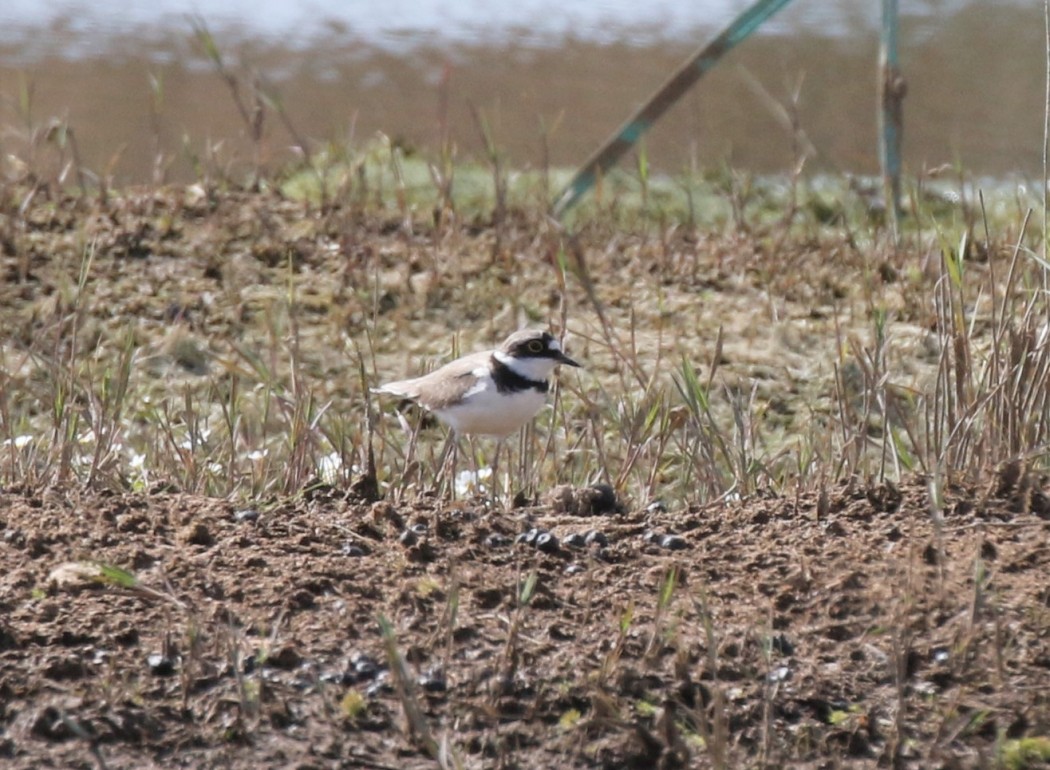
<box><xmin>527</xmin><ymin>340</ymin><xmax>544</xmax><ymax>353</ymax></box>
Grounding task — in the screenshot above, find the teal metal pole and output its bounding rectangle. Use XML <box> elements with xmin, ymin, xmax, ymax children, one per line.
<box><xmin>878</xmin><ymin>0</ymin><xmax>905</xmax><ymax>238</ymax></box>
<box><xmin>552</xmin><ymin>0</ymin><xmax>796</xmax><ymax>218</ymax></box>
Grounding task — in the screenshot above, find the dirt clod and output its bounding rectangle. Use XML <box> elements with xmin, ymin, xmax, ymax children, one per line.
<box><xmin>546</xmin><ymin>483</ymin><xmax>624</xmax><ymax>516</ymax></box>
<box><xmin>177</xmin><ymin>521</ymin><xmax>213</xmax><ymax>546</ymax></box>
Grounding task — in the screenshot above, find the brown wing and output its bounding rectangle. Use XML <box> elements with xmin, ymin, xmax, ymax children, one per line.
<box><xmin>374</xmin><ymin>350</ymin><xmax>491</xmax><ymax>411</ymax></box>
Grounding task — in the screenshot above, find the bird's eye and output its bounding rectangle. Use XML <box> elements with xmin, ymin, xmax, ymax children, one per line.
<box><xmin>527</xmin><ymin>340</ymin><xmax>544</xmax><ymax>353</ymax></box>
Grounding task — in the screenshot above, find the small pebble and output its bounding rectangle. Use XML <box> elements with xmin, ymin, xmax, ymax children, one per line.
<box><xmin>318</xmin><ymin>669</ymin><xmax>351</xmax><ymax>686</ymax></box>
<box><xmin>659</xmin><ymin>534</ymin><xmax>689</xmax><ymax>551</ymax></box>
<box><xmin>365</xmin><ymin>671</ymin><xmax>392</xmax><ymax>697</ymax></box>
<box><xmin>291</xmin><ymin>670</ymin><xmax>319</xmax><ymax>691</ymax></box>
<box><xmin>516</xmin><ymin>528</ymin><xmax>541</xmax><ymax>546</ymax></box>
<box><xmin>534</xmin><ymin>532</ymin><xmax>559</xmax><ymax>553</ymax></box>
<box><xmin>351</xmin><ymin>652</ymin><xmax>381</xmax><ymax>680</ymax></box>
<box><xmin>563</xmin><ymin>532</ymin><xmax>587</xmax><ymax>549</ymax></box>
<box><xmin>418</xmin><ymin>666</ymin><xmax>447</xmax><ymax>693</ymax></box>
<box><xmin>584</xmin><ymin>530</ymin><xmax>609</xmax><ymax>548</ymax></box>
<box><xmin>147</xmin><ymin>653</ymin><xmax>176</xmax><ymax>677</ymax></box>
<box><xmin>234</xmin><ymin>509</ymin><xmax>260</xmax><ymax>523</ymax></box>
<box><xmin>565</xmin><ymin>564</ymin><xmax>585</xmax><ymax>575</ymax></box>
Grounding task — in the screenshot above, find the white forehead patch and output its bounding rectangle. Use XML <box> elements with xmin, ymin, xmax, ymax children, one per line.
<box><xmin>549</xmin><ymin>338</ymin><xmax>561</xmax><ymax>352</ymax></box>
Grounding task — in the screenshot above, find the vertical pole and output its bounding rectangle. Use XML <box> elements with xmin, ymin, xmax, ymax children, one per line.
<box><xmin>878</xmin><ymin>0</ymin><xmax>905</xmax><ymax>240</ymax></box>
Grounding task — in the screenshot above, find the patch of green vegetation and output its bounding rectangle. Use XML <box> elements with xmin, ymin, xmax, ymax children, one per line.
<box><xmin>1002</xmin><ymin>737</ymin><xmax>1050</xmax><ymax>770</ymax></box>
<box><xmin>634</xmin><ymin>699</ymin><xmax>658</xmax><ymax>718</ymax></box>
<box><xmin>558</xmin><ymin>708</ymin><xmax>582</xmax><ymax>731</ymax></box>
<box><xmin>828</xmin><ymin>709</ymin><xmax>851</xmax><ymax>726</ymax></box>
<box><xmin>93</xmin><ymin>562</ymin><xmax>139</xmax><ymax>589</ymax></box>
<box><xmin>415</xmin><ymin>577</ymin><xmax>442</xmax><ymax>598</ymax></box>
<box><xmin>340</xmin><ymin>689</ymin><xmax>368</xmax><ymax>720</ymax></box>
<box><xmin>683</xmin><ymin>730</ymin><xmax>707</xmax><ymax>751</ymax></box>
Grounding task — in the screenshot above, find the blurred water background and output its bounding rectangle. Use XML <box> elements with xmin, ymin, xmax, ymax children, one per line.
<box><xmin>0</xmin><ymin>0</ymin><xmax>1041</xmax><ymax>184</ymax></box>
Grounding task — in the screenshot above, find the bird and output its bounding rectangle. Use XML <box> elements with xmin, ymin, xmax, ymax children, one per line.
<box><xmin>373</xmin><ymin>329</ymin><xmax>581</xmax><ymax>437</ymax></box>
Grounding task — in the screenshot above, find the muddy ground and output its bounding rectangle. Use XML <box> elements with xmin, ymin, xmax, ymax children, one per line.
<box><xmin>1</xmin><ymin>473</ymin><xmax>1048</xmax><ymax>769</ymax></box>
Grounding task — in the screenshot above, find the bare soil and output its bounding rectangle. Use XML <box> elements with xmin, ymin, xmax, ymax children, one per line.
<box><xmin>0</xmin><ymin>185</ymin><xmax>1048</xmax><ymax>768</ymax></box>
<box><xmin>1</xmin><ymin>474</ymin><xmax>1048</xmax><ymax>769</ymax></box>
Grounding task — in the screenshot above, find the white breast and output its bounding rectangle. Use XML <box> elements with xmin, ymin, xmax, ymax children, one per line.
<box><xmin>433</xmin><ymin>371</ymin><xmax>548</xmax><ymax>437</ymax></box>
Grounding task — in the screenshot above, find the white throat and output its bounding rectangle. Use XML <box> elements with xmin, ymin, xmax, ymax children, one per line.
<box><xmin>494</xmin><ymin>350</ymin><xmax>558</xmax><ymax>382</ymax></box>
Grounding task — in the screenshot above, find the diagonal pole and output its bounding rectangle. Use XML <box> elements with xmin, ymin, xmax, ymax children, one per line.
<box><xmin>552</xmin><ymin>0</ymin><xmax>796</xmax><ymax>218</ymax></box>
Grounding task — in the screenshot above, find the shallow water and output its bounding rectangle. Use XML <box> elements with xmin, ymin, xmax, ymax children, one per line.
<box><xmin>0</xmin><ymin>0</ymin><xmax>1041</xmax><ymax>185</ymax></box>
<box><xmin>0</xmin><ymin>0</ymin><xmax>906</xmax><ymax>52</ymax></box>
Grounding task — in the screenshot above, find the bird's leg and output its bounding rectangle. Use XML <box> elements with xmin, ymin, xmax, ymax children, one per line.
<box><xmin>517</xmin><ymin>425</ymin><xmax>531</xmax><ymax>504</ymax></box>
<box><xmin>489</xmin><ymin>438</ymin><xmax>503</xmax><ymax>505</ymax></box>
<box><xmin>512</xmin><ymin>425</ymin><xmax>534</xmax><ymax>507</ymax></box>
<box><xmin>433</xmin><ymin>430</ymin><xmax>458</xmax><ymax>498</ymax></box>
<box><xmin>467</xmin><ymin>434</ymin><xmax>482</xmax><ymax>499</ymax></box>
<box><xmin>402</xmin><ymin>415</ymin><xmax>424</xmax><ymax>499</ymax></box>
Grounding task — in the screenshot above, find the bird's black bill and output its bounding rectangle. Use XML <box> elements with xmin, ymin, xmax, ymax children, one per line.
<box><xmin>556</xmin><ymin>351</ymin><xmax>582</xmax><ymax>367</ymax></box>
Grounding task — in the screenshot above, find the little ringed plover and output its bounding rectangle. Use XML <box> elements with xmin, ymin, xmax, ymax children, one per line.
<box><xmin>373</xmin><ymin>329</ymin><xmax>581</xmax><ymax>437</ymax></box>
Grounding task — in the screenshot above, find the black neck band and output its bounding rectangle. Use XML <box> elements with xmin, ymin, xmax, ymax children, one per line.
<box><xmin>491</xmin><ymin>356</ymin><xmax>549</xmax><ymax>394</ymax></box>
